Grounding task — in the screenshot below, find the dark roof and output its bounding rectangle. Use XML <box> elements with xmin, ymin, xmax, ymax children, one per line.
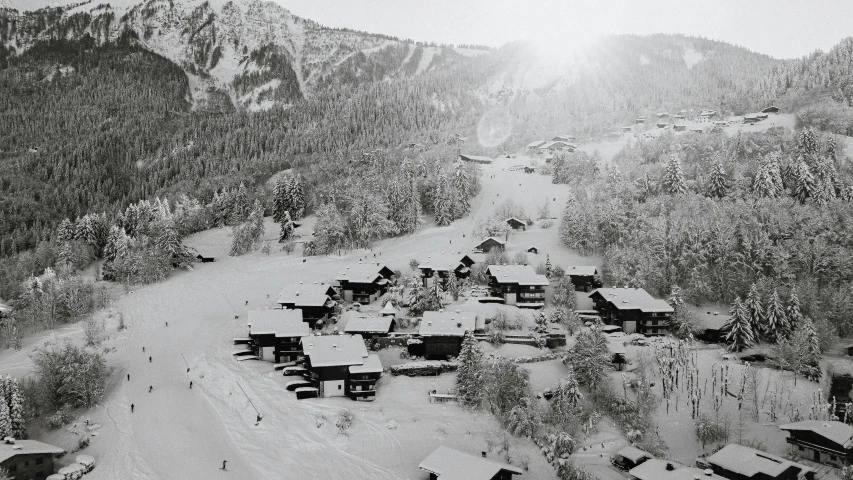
<box><xmin>506</xmin><ymin>217</ymin><xmax>526</xmax><ymax>227</ymax></box>
<box><xmin>475</xmin><ymin>237</ymin><xmax>506</xmax><ymax>249</ymax></box>
<box><xmin>419</xmin><ymin>446</ymin><xmax>522</xmax><ymax>480</ymax></box>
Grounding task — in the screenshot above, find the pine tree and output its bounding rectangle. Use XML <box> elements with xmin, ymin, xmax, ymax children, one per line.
<box><xmin>549</xmin><ymin>368</ymin><xmax>583</xmax><ymax>427</ymax></box>
<box><xmin>786</xmin><ymin>288</ymin><xmax>803</xmax><ymax>332</ymax></box>
<box><xmin>0</xmin><ymin>398</ymin><xmax>10</xmax><ymax>439</ymax></box>
<box><xmin>433</xmin><ymin>170</ymin><xmax>453</xmax><ymax>226</ymax></box>
<box><xmin>7</xmin><ymin>378</ymin><xmax>25</xmax><ymax>439</ymax></box>
<box><xmin>455</xmin><ymin>332</ymin><xmax>484</xmax><ymax>407</ymax></box>
<box><xmin>812</xmin><ymin>156</ymin><xmax>837</xmax><ymax>206</ymax></box>
<box><xmin>278</xmin><ymin>211</ymin><xmax>294</xmax><ymax>243</ymax></box>
<box><xmin>230</xmin><ymin>182</ymin><xmax>250</xmax><ymax>224</ymax></box>
<box><xmin>725</xmin><ymin>297</ymin><xmax>754</xmax><ymax>352</ymax></box>
<box><xmin>662</xmin><ymin>154</ymin><xmax>687</xmax><ymax>195</ymax></box>
<box><xmin>56</xmin><ymin>219</ymin><xmax>75</xmax><ymax>243</ymax></box>
<box><xmin>765</xmin><ymin>289</ymin><xmax>788</xmax><ymax>342</ymax></box>
<box><xmin>797</xmin><ymin>129</ymin><xmax>819</xmax><ymax>157</ymax></box>
<box><xmin>157</xmin><ymin>219</ymin><xmax>193</xmax><ymax>268</ymax></box>
<box><xmin>290</xmin><ymin>175</ymin><xmax>306</xmax><ymax>220</ymax></box>
<box><xmin>753</xmin><ymin>160</ymin><xmax>779</xmax><ymax>198</ymax></box>
<box><xmin>273</xmin><ymin>178</ymin><xmax>290</xmax><ymax>224</ymax></box>
<box><xmin>744</xmin><ymin>283</ymin><xmax>764</xmax><ymax>338</ymax></box>
<box><xmin>707</xmin><ymin>160</ymin><xmax>728</xmax><ymax>198</ymax></box>
<box><xmin>452</xmin><ymin>160</ymin><xmax>472</xmax><ymax>218</ymax></box>
<box><xmin>792</xmin><ymin>160</ymin><xmax>815</xmax><ymax>205</ymax></box>
<box><xmin>103</xmin><ymin>225</ymin><xmax>128</xmax><ymax>261</ymax></box>
<box><xmin>801</xmin><ymin>317</ymin><xmax>821</xmax><ymax>358</ymax></box>
<box><xmin>607</xmin><ymin>164</ymin><xmax>622</xmax><ymax>184</ymax></box>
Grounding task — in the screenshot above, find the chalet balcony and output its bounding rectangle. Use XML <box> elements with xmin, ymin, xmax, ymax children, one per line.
<box><xmin>785</xmin><ymin>437</ymin><xmax>851</xmax><ymax>457</ymax></box>
<box><xmin>349</xmin><ymin>376</ymin><xmax>380</xmax><ymax>383</ymax></box>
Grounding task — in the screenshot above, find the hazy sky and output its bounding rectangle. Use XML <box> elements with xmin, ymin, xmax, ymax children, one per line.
<box><xmin>276</xmin><ymin>0</ymin><xmax>852</xmax><ymax>59</ymax></box>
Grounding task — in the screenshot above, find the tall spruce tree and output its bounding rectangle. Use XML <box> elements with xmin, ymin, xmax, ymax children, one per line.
<box><xmin>290</xmin><ymin>175</ymin><xmax>306</xmax><ymax>220</ymax></box>
<box><xmin>7</xmin><ymin>378</ymin><xmax>24</xmax><ymax>439</ymax></box>
<box><xmin>744</xmin><ymin>283</ymin><xmax>764</xmax><ymax>338</ymax></box>
<box><xmin>707</xmin><ymin>160</ymin><xmax>729</xmax><ymax>198</ymax></box>
<box><xmin>455</xmin><ymin>332</ymin><xmax>484</xmax><ymax>407</ymax></box>
<box><xmin>765</xmin><ymin>289</ymin><xmax>788</xmax><ymax>342</ymax></box>
<box><xmin>662</xmin><ymin>154</ymin><xmax>687</xmax><ymax>195</ymax></box>
<box><xmin>792</xmin><ymin>160</ymin><xmax>816</xmax><ymax>205</ymax></box>
<box><xmin>273</xmin><ymin>178</ymin><xmax>290</xmax><ymax>224</ymax></box>
<box><xmin>725</xmin><ymin>297</ymin><xmax>754</xmax><ymax>352</ymax></box>
<box><xmin>278</xmin><ymin>211</ymin><xmax>294</xmax><ymax>243</ymax></box>
<box><xmin>0</xmin><ymin>399</ymin><xmax>10</xmax><ymax>439</ymax></box>
<box><xmin>786</xmin><ymin>288</ymin><xmax>803</xmax><ymax>332</ymax></box>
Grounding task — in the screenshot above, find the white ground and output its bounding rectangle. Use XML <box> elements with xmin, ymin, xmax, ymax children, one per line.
<box><xmin>0</xmin><ymin>158</ymin><xmax>606</xmax><ymax>479</ymax></box>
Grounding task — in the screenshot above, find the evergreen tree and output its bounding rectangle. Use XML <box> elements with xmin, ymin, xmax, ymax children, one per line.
<box><xmin>801</xmin><ymin>317</ymin><xmax>821</xmax><ymax>358</ymax></box>
<box><xmin>753</xmin><ymin>160</ymin><xmax>780</xmax><ymax>198</ymax></box>
<box><xmin>309</xmin><ymin>203</ymin><xmax>347</xmax><ymax>255</ymax></box>
<box><xmin>563</xmin><ymin>327</ymin><xmax>610</xmax><ymax>391</ymax></box>
<box><xmin>455</xmin><ymin>332</ymin><xmax>484</xmax><ymax>407</ymax></box>
<box><xmin>230</xmin><ymin>182</ymin><xmax>250</xmax><ymax>225</ymax></box>
<box><xmin>744</xmin><ymin>283</ymin><xmax>764</xmax><ymax>338</ymax></box>
<box><xmin>433</xmin><ymin>170</ymin><xmax>453</xmax><ymax>226</ymax></box>
<box><xmin>797</xmin><ymin>129</ymin><xmax>819</xmax><ymax>157</ymax></box>
<box><xmin>156</xmin><ymin>219</ymin><xmax>193</xmax><ymax>268</ymax></box>
<box><xmin>552</xmin><ymin>277</ymin><xmax>576</xmax><ymax>311</ymax></box>
<box><xmin>792</xmin><ymin>160</ymin><xmax>816</xmax><ymax>205</ymax></box>
<box><xmin>786</xmin><ymin>288</ymin><xmax>803</xmax><ymax>332</ymax></box>
<box><xmin>765</xmin><ymin>289</ymin><xmax>788</xmax><ymax>342</ymax></box>
<box><xmin>278</xmin><ymin>210</ymin><xmax>294</xmax><ymax>243</ymax></box>
<box><xmin>548</xmin><ymin>368</ymin><xmax>583</xmax><ymax>427</ymax></box>
<box><xmin>103</xmin><ymin>225</ymin><xmax>128</xmax><ymax>261</ymax></box>
<box><xmin>452</xmin><ymin>160</ymin><xmax>472</xmax><ymax>218</ymax></box>
<box><xmin>662</xmin><ymin>154</ymin><xmax>687</xmax><ymax>195</ymax></box>
<box><xmin>607</xmin><ymin>164</ymin><xmax>622</xmax><ymax>184</ymax></box>
<box><xmin>725</xmin><ymin>297</ymin><xmax>754</xmax><ymax>352</ymax></box>
<box><xmin>289</xmin><ymin>175</ymin><xmax>306</xmax><ymax>220</ymax></box>
<box><xmin>707</xmin><ymin>160</ymin><xmax>729</xmax><ymax>198</ymax></box>
<box><xmin>812</xmin><ymin>157</ymin><xmax>837</xmax><ymax>206</ymax></box>
<box><xmin>272</xmin><ymin>178</ymin><xmax>290</xmax><ymax>224</ymax></box>
<box><xmin>0</xmin><ymin>399</ymin><xmax>9</xmax><ymax>440</ymax></box>
<box><xmin>56</xmin><ymin>219</ymin><xmax>75</xmax><ymax>244</ymax></box>
<box><xmin>7</xmin><ymin>378</ymin><xmax>25</xmax><ymax>439</ymax></box>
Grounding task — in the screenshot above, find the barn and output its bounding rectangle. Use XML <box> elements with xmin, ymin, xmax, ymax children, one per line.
<box><xmin>458</xmin><ymin>154</ymin><xmax>493</xmax><ymax>164</ymax></box>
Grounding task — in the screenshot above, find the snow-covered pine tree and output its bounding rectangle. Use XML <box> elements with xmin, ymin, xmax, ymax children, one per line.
<box><xmin>273</xmin><ymin>178</ymin><xmax>290</xmax><ymax>224</ymax></box>
<box><xmin>455</xmin><ymin>331</ymin><xmax>484</xmax><ymax>407</ymax></box>
<box><xmin>56</xmin><ymin>218</ymin><xmax>75</xmax><ymax>243</ymax></box>
<box><xmin>765</xmin><ymin>289</ymin><xmax>788</xmax><ymax>342</ymax></box>
<box><xmin>248</xmin><ymin>201</ymin><xmax>266</xmax><ymax>243</ymax></box>
<box><xmin>707</xmin><ymin>160</ymin><xmax>729</xmax><ymax>198</ymax></box>
<box><xmin>0</xmin><ymin>397</ymin><xmax>10</xmax><ymax>439</ymax></box>
<box><xmin>744</xmin><ymin>283</ymin><xmax>764</xmax><ymax>338</ymax></box>
<box><xmin>433</xmin><ymin>170</ymin><xmax>453</xmax><ymax>226</ymax></box>
<box><xmin>801</xmin><ymin>317</ymin><xmax>821</xmax><ymax>358</ymax></box>
<box><xmin>7</xmin><ymin>378</ymin><xmax>25</xmax><ymax>439</ymax></box>
<box><xmin>797</xmin><ymin>129</ymin><xmax>819</xmax><ymax>157</ymax></box>
<box><xmin>157</xmin><ymin>219</ymin><xmax>193</xmax><ymax>268</ymax></box>
<box><xmin>792</xmin><ymin>160</ymin><xmax>816</xmax><ymax>205</ymax></box>
<box><xmin>753</xmin><ymin>160</ymin><xmax>779</xmax><ymax>198</ymax></box>
<box><xmin>103</xmin><ymin>225</ymin><xmax>128</xmax><ymax>261</ymax></box>
<box><xmin>290</xmin><ymin>176</ymin><xmax>306</xmax><ymax>220</ymax></box>
<box><xmin>278</xmin><ymin>211</ymin><xmax>294</xmax><ymax>243</ymax></box>
<box><xmin>230</xmin><ymin>182</ymin><xmax>250</xmax><ymax>224</ymax></box>
<box><xmin>549</xmin><ymin>368</ymin><xmax>583</xmax><ymax>427</ymax></box>
<box><xmin>725</xmin><ymin>297</ymin><xmax>754</xmax><ymax>352</ymax></box>
<box><xmin>452</xmin><ymin>160</ymin><xmax>472</xmax><ymax>218</ymax></box>
<box><xmin>607</xmin><ymin>164</ymin><xmax>622</xmax><ymax>184</ymax></box>
<box><xmin>826</xmin><ymin>135</ymin><xmax>837</xmax><ymax>160</ymax></box>
<box><xmin>812</xmin><ymin>156</ymin><xmax>837</xmax><ymax>206</ymax></box>
<box><xmin>786</xmin><ymin>288</ymin><xmax>803</xmax><ymax>332</ymax></box>
<box><xmin>662</xmin><ymin>154</ymin><xmax>687</xmax><ymax>195</ymax></box>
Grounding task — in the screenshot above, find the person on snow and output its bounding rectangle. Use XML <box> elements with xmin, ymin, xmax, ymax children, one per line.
<box><xmin>221</xmin><ymin>460</ymin><xmax>227</xmax><ymax>470</ymax></box>
<box><xmin>149</xmin><ymin>356</ymin><xmax>152</xmax><ymax>363</ymax></box>
<box><xmin>189</xmin><ymin>381</ymin><xmax>193</xmax><ymax>389</ymax></box>
<box><xmin>148</xmin><ymin>385</ymin><xmax>153</xmax><ymax>393</ymax></box>
<box><xmin>131</xmin><ymin>404</ymin><xmax>134</xmax><ymax>413</ymax></box>
<box><xmin>127</xmin><ymin>374</ymin><xmax>130</xmax><ymax>382</ymax></box>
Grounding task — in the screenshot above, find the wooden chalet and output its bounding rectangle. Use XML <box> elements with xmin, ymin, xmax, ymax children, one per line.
<box><xmin>526</xmin><ymin>140</ymin><xmax>547</xmax><ymax>150</ymax></box>
<box><xmin>342</xmin><ymin>311</ymin><xmax>395</xmax><ymax>339</ymax></box>
<box><xmin>621</xmin><ymin>126</ymin><xmax>633</xmax><ymax>133</ymax></box>
<box><xmin>538</xmin><ymin>141</ymin><xmax>577</xmax><ymax>152</ymax></box>
<box><xmin>674</xmin><ymin>114</ymin><xmax>685</xmax><ymax>120</ymax></box>
<box><xmin>474</xmin><ymin>237</ymin><xmax>506</xmax><ymax>253</ymax></box>
<box><xmin>673</xmin><ymin>124</ymin><xmax>687</xmax><ymax>132</ymax></box>
<box><xmin>486</xmin><ymin>265</ymin><xmax>549</xmax><ymax>308</ymax></box>
<box><xmin>695</xmin><ymin>310</ymin><xmax>730</xmax><ymax>343</ymax></box>
<box><xmin>635</xmin><ymin>117</ymin><xmax>646</xmax><ymax>124</ymax></box>
<box><xmin>458</xmin><ymin>154</ymin><xmax>493</xmax><ymax>164</ymax></box>
<box><xmin>762</xmin><ymin>106</ymin><xmax>780</xmax><ymax>114</ymax></box>
<box><xmin>418</xmin><ymin>252</ymin><xmax>476</xmax><ymax>286</ymax></box>
<box><xmin>420</xmin><ymin>446</ymin><xmax>523</xmax><ymax>480</ymax></box>
<box><xmin>505</xmin><ymin>217</ymin><xmax>526</xmax><ymax>231</ymax></box>
<box><xmin>707</xmin><ymin>444</ymin><xmax>815</xmax><ymax>480</ymax></box>
<box><xmin>690</xmin><ymin>126</ymin><xmax>704</xmax><ymax>133</ymax></box>
<box><xmin>743</xmin><ymin>114</ymin><xmax>761</xmax><ymax>124</ymax></box>
<box><xmin>552</xmin><ymin>134</ymin><xmax>576</xmax><ymax>142</ymax></box>
<box><xmin>301</xmin><ymin>334</ymin><xmax>382</xmax><ymax>401</ymax></box>
<box><xmin>196</xmin><ymin>254</ymin><xmax>215</xmax><ymax>263</ymax></box>
<box><xmin>418</xmin><ymin>310</ymin><xmax>477</xmax><ymax>358</ymax></box>
<box><xmin>656</xmin><ymin>112</ymin><xmax>670</xmax><ymax>118</ymax></box>
<box><xmin>699</xmin><ymin>109</ymin><xmax>717</xmax><ymax>119</ymax></box>
<box><xmin>527</xmin><ymin>246</ymin><xmax>538</xmax><ymax>254</ymax></box>
<box><xmin>335</xmin><ymin>263</ymin><xmax>394</xmax><ymax>304</ymax></box>
<box><xmin>277</xmin><ymin>282</ymin><xmax>338</xmax><ymax>328</ymax></box>
<box><xmin>0</xmin><ymin>438</ymin><xmax>64</xmax><ymax>480</ymax></box>
<box><xmin>247</xmin><ymin>309</ymin><xmax>309</xmax><ymax>363</ymax></box>
<box><xmin>630</xmin><ymin>459</ymin><xmax>727</xmax><ymax>480</ymax></box>
<box><xmin>565</xmin><ymin>266</ymin><xmax>602</xmax><ymax>292</ymax></box>
<box><xmin>779</xmin><ymin>421</ymin><xmax>853</xmax><ymax>467</ymax></box>
<box><xmin>589</xmin><ymin>288</ymin><xmax>673</xmax><ymax>335</ymax></box>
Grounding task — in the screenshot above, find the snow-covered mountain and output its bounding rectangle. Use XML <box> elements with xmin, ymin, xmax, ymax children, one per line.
<box><xmin>0</xmin><ymin>0</ymin><xmax>489</xmax><ymax>110</ymax></box>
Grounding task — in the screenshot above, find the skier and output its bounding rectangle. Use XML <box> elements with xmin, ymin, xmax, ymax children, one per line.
<box><xmin>127</xmin><ymin>374</ymin><xmax>130</xmax><ymax>382</ymax></box>
<box><xmin>165</xmin><ymin>321</ymin><xmax>168</xmax><ymax>327</ymax></box>
<box><xmin>222</xmin><ymin>460</ymin><xmax>227</xmax><ymax>470</ymax></box>
<box><xmin>142</xmin><ymin>347</ymin><xmax>145</xmax><ymax>352</ymax></box>
<box><xmin>131</xmin><ymin>404</ymin><xmax>134</xmax><ymax>413</ymax></box>
<box><xmin>189</xmin><ymin>381</ymin><xmax>193</xmax><ymax>389</ymax></box>
<box><xmin>149</xmin><ymin>385</ymin><xmax>153</xmax><ymax>393</ymax></box>
<box><xmin>149</xmin><ymin>356</ymin><xmax>152</xmax><ymax>363</ymax></box>
<box><xmin>245</xmin><ymin>300</ymin><xmax>248</xmax><ymax>306</ymax></box>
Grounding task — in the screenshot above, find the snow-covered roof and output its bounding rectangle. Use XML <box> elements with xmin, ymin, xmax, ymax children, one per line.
<box><xmin>708</xmin><ymin>444</ymin><xmax>814</xmax><ymax>479</ymax></box>
<box><xmin>0</xmin><ymin>439</ymin><xmax>64</xmax><ymax>463</ymax></box>
<box><xmin>486</xmin><ymin>265</ymin><xmax>549</xmax><ymax>286</ymax></box>
<box><xmin>526</xmin><ymin>140</ymin><xmax>546</xmax><ymax>148</ymax></box>
<box><xmin>629</xmin><ymin>459</ymin><xmax>726</xmax><ymax>480</ymax></box>
<box><xmin>277</xmin><ymin>282</ymin><xmax>337</xmax><ymax>307</ymax></box>
<box><xmin>590</xmin><ymin>288</ymin><xmax>673</xmax><ymax>313</ymax></box>
<box><xmin>335</xmin><ymin>263</ymin><xmax>392</xmax><ymax>284</ymax></box>
<box><xmin>566</xmin><ymin>265</ymin><xmax>598</xmax><ymax>276</ymax></box>
<box><xmin>779</xmin><ymin>421</ymin><xmax>853</xmax><ymax>446</ymax></box>
<box><xmin>476</xmin><ymin>237</ymin><xmax>506</xmax><ymax>248</ymax></box>
<box><xmin>419</xmin><ymin>446</ymin><xmax>523</xmax><ymax>480</ymax></box>
<box><xmin>342</xmin><ymin>312</ymin><xmax>395</xmax><ymax>334</ymax></box>
<box><xmin>552</xmin><ymin>134</ymin><xmax>575</xmax><ymax>141</ymax></box>
<box><xmin>615</xmin><ymin>446</ymin><xmax>652</xmax><ymax>463</ymax></box>
<box><xmin>301</xmin><ymin>334</ymin><xmax>368</xmax><ymax>367</ymax></box>
<box><xmin>247</xmin><ymin>310</ymin><xmax>308</xmax><ymax>337</ymax></box>
<box><xmin>699</xmin><ymin>109</ymin><xmax>717</xmax><ymax>116</ymax></box>
<box><xmin>380</xmin><ymin>302</ymin><xmax>397</xmax><ymax>316</ymax></box>
<box><xmin>419</xmin><ymin>311</ymin><xmax>476</xmax><ymax>337</ymax></box>
<box><xmin>505</xmin><ymin>217</ymin><xmax>526</xmax><ymax>226</ymax></box>
<box><xmin>348</xmin><ymin>354</ymin><xmax>383</xmax><ymax>374</ymax></box>
<box><xmin>418</xmin><ymin>252</ymin><xmax>475</xmax><ymax>272</ymax></box>
<box><xmin>458</xmin><ymin>154</ymin><xmax>493</xmax><ymax>163</ymax></box>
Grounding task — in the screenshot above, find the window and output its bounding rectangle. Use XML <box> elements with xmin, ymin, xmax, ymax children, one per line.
<box><xmin>338</xmin><ymin>385</ymin><xmax>342</xmax><ymax>390</ymax></box>
<box><xmin>36</xmin><ymin>457</ymin><xmax>43</xmax><ymax>465</ymax></box>
<box><xmin>798</xmin><ymin>446</ymin><xmax>804</xmax><ymax>451</ymax></box>
<box><xmin>832</xmin><ymin>456</ymin><xmax>838</xmax><ymax>462</ymax></box>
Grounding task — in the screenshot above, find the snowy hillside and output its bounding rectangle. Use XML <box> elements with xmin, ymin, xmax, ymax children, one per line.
<box><xmin>0</xmin><ymin>0</ymin><xmax>485</xmax><ymax>110</ymax></box>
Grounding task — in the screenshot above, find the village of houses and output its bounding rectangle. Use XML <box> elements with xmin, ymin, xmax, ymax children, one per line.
<box><xmin>0</xmin><ymin>106</ymin><xmax>844</xmax><ymax>480</ymax></box>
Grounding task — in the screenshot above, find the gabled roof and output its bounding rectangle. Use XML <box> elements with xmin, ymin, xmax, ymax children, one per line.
<box><xmin>342</xmin><ymin>311</ymin><xmax>395</xmax><ymax>334</ymax></box>
<box><xmin>629</xmin><ymin>459</ymin><xmax>726</xmax><ymax>480</ymax></box>
<box><xmin>247</xmin><ymin>309</ymin><xmax>309</xmax><ymax>337</ymax></box>
<box><xmin>590</xmin><ymin>288</ymin><xmax>673</xmax><ymax>313</ymax></box>
<box><xmin>419</xmin><ymin>446</ymin><xmax>523</xmax><ymax>480</ymax></box>
<box><xmin>380</xmin><ymin>301</ymin><xmax>397</xmax><ymax>316</ymax></box>
<box><xmin>615</xmin><ymin>446</ymin><xmax>652</xmax><ymax>463</ymax></box>
<box><xmin>779</xmin><ymin>421</ymin><xmax>853</xmax><ymax>447</ymax></box>
<box><xmin>505</xmin><ymin>217</ymin><xmax>526</xmax><ymax>227</ymax></box>
<box><xmin>419</xmin><ymin>311</ymin><xmax>476</xmax><ymax>336</ymax></box>
<box><xmin>335</xmin><ymin>263</ymin><xmax>393</xmax><ymax>284</ymax></box>
<box><xmin>301</xmin><ymin>334</ymin><xmax>368</xmax><ymax>367</ymax></box>
<box><xmin>349</xmin><ymin>354</ymin><xmax>383</xmax><ymax>374</ymax></box>
<box><xmin>475</xmin><ymin>237</ymin><xmax>506</xmax><ymax>248</ymax></box>
<box><xmin>0</xmin><ymin>439</ymin><xmax>65</xmax><ymax>463</ymax></box>
<box><xmin>699</xmin><ymin>109</ymin><xmax>717</xmax><ymax>116</ymax></box>
<box><xmin>486</xmin><ymin>265</ymin><xmax>550</xmax><ymax>286</ymax></box>
<box><xmin>526</xmin><ymin>140</ymin><xmax>547</xmax><ymax>148</ymax></box>
<box><xmin>566</xmin><ymin>266</ymin><xmax>598</xmax><ymax>276</ymax></box>
<box><xmin>277</xmin><ymin>282</ymin><xmax>337</xmax><ymax>307</ymax></box>
<box><xmin>458</xmin><ymin>154</ymin><xmax>493</xmax><ymax>163</ymax></box>
<box><xmin>418</xmin><ymin>252</ymin><xmax>476</xmax><ymax>272</ymax></box>
<box><xmin>708</xmin><ymin>444</ymin><xmax>814</xmax><ymax>479</ymax></box>
<box><xmin>552</xmin><ymin>134</ymin><xmax>575</xmax><ymax>141</ymax></box>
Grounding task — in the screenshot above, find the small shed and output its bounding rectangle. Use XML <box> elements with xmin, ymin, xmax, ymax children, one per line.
<box><xmin>846</xmin><ymin>344</ymin><xmax>853</xmax><ymax>357</ymax></box>
<box><xmin>656</xmin><ymin>122</ymin><xmax>669</xmax><ymax>129</ymax></box>
<box><xmin>527</xmin><ymin>246</ymin><xmax>538</xmax><ymax>254</ymax></box>
<box><xmin>196</xmin><ymin>254</ymin><xmax>215</xmax><ymax>263</ymax></box>
<box><xmin>380</xmin><ymin>302</ymin><xmax>397</xmax><ymax>317</ymax></box>
<box><xmin>635</xmin><ymin>117</ymin><xmax>646</xmax><ymax>124</ymax></box>
<box><xmin>761</xmin><ymin>106</ymin><xmax>780</xmax><ymax>114</ymax></box>
<box><xmin>673</xmin><ymin>124</ymin><xmax>686</xmax><ymax>132</ymax></box>
<box><xmin>506</xmin><ymin>218</ymin><xmax>526</xmax><ymax>231</ymax></box>
<box><xmin>458</xmin><ymin>154</ymin><xmax>493</xmax><ymax>164</ymax></box>
<box><xmin>621</xmin><ymin>126</ymin><xmax>632</xmax><ymax>132</ymax></box>
<box><xmin>474</xmin><ymin>237</ymin><xmax>506</xmax><ymax>253</ymax></box>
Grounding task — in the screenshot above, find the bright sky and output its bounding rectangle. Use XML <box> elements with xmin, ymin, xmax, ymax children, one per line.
<box><xmin>276</xmin><ymin>0</ymin><xmax>852</xmax><ymax>59</ymax></box>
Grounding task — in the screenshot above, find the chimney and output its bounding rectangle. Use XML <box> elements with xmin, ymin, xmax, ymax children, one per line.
<box><xmin>666</xmin><ymin>463</ymin><xmax>675</xmax><ymax>471</ymax></box>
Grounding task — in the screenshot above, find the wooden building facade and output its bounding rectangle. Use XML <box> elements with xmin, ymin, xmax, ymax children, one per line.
<box><xmin>335</xmin><ymin>263</ymin><xmax>394</xmax><ymax>304</ymax></box>
<box><xmin>565</xmin><ymin>266</ymin><xmax>602</xmax><ymax>292</ymax></box>
<box><xmin>301</xmin><ymin>334</ymin><xmax>382</xmax><ymax>401</ymax></box>
<box><xmin>247</xmin><ymin>309</ymin><xmax>309</xmax><ymax>363</ymax></box>
<box><xmin>589</xmin><ymin>288</ymin><xmax>673</xmax><ymax>335</ymax></box>
<box><xmin>780</xmin><ymin>421</ymin><xmax>853</xmax><ymax>467</ymax></box>
<box><xmin>0</xmin><ymin>439</ymin><xmax>65</xmax><ymax>480</ymax></box>
<box><xmin>417</xmin><ymin>252</ymin><xmax>476</xmax><ymax>287</ymax></box>
<box><xmin>277</xmin><ymin>282</ymin><xmax>338</xmax><ymax>328</ymax></box>
<box><xmin>486</xmin><ymin>265</ymin><xmax>549</xmax><ymax>308</ymax></box>
<box><xmin>418</xmin><ymin>310</ymin><xmax>477</xmax><ymax>358</ymax></box>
